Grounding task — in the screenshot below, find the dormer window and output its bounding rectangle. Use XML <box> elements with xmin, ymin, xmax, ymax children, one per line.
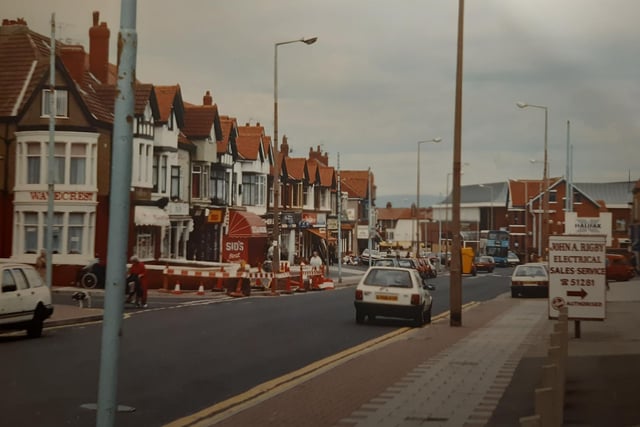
<box><xmin>41</xmin><ymin>89</ymin><xmax>68</xmax><ymax>118</ymax></box>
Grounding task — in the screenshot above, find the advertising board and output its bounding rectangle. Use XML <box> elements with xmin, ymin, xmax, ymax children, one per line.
<box><xmin>548</xmin><ymin>235</ymin><xmax>606</xmax><ymax>320</ymax></box>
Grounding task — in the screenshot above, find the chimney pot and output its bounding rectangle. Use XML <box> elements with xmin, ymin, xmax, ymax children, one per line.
<box><xmin>89</xmin><ymin>11</ymin><xmax>110</xmax><ymax>83</ymax></box>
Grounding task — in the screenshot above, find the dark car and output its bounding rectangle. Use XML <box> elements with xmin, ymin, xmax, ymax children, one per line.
<box><xmin>474</xmin><ymin>256</ymin><xmax>496</xmax><ymax>273</ymax></box>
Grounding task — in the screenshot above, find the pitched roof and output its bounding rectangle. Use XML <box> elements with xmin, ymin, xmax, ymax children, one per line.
<box><xmin>154</xmin><ymin>84</ymin><xmax>184</xmax><ymax>127</ymax></box>
<box><xmin>340</xmin><ymin>170</ymin><xmax>372</xmax><ymax>199</ymax></box>
<box><xmin>182</xmin><ymin>102</ymin><xmax>220</xmax><ymax>140</ymax></box>
<box><xmin>0</xmin><ymin>22</ymin><xmax>54</xmax><ymax>118</ymax></box>
<box><xmin>283</xmin><ymin>157</ymin><xmax>307</xmax><ymax>181</ymax></box>
<box><xmin>236</xmin><ymin>134</ymin><xmax>262</xmax><ymax>161</ymax></box>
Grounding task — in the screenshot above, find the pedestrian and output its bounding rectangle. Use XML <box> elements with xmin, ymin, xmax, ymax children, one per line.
<box><xmin>35</xmin><ymin>248</ymin><xmax>47</xmax><ymax>281</ymax></box>
<box><xmin>309</xmin><ymin>251</ymin><xmax>323</xmax><ymax>268</ymax></box>
<box><xmin>128</xmin><ymin>256</ymin><xmax>148</xmax><ymax>308</ymax></box>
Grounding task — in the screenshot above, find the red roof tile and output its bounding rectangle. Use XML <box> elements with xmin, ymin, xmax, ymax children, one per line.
<box><xmin>236</xmin><ymin>134</ymin><xmax>262</xmax><ymax>161</ymax></box>
<box><xmin>154</xmin><ymin>85</ymin><xmax>180</xmax><ymax>122</ymax></box>
<box><xmin>183</xmin><ymin>103</ymin><xmax>219</xmax><ymax>139</ymax></box>
<box><xmin>340</xmin><ymin>170</ymin><xmax>373</xmax><ymax>199</ymax></box>
<box><xmin>284</xmin><ymin>157</ymin><xmax>307</xmax><ymax>180</ymax></box>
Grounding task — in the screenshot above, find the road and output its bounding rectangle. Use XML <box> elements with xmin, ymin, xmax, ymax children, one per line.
<box><xmin>0</xmin><ymin>267</ymin><xmax>514</xmax><ymax>427</ymax></box>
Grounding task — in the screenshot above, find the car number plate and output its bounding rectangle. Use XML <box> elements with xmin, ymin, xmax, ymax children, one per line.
<box><xmin>376</xmin><ymin>294</ymin><xmax>397</xmax><ymax>301</ymax></box>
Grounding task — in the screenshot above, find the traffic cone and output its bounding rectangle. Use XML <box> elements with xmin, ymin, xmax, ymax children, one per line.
<box><xmin>172</xmin><ymin>281</ymin><xmax>182</xmax><ymax>295</ymax></box>
<box><xmin>196</xmin><ymin>282</ymin><xmax>205</xmax><ymax>296</ymax></box>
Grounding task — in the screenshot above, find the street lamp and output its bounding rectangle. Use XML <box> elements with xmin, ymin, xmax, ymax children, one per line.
<box><xmin>272</xmin><ymin>36</ymin><xmax>317</xmax><ymax>284</ymax></box>
<box><xmin>517</xmin><ymin>101</ymin><xmax>549</xmax><ymax>259</ymax></box>
<box><xmin>479</xmin><ymin>184</ymin><xmax>493</xmax><ymax>230</ymax></box>
<box><xmin>416</xmin><ymin>137</ymin><xmax>442</xmax><ymax>255</ymax></box>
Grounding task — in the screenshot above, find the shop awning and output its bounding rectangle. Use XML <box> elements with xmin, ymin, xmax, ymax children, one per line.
<box><xmin>134</xmin><ymin>206</ymin><xmax>170</xmax><ymax>227</ymax></box>
<box><xmin>228</xmin><ymin>211</ymin><xmax>268</xmax><ymax>238</ymax></box>
<box><xmin>306</xmin><ymin>228</ymin><xmax>337</xmax><ymax>242</ymax></box>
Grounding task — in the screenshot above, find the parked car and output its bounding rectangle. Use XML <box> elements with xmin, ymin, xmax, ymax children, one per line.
<box><xmin>511</xmin><ymin>262</ymin><xmax>549</xmax><ymax>298</ymax></box>
<box><xmin>359</xmin><ymin>249</ymin><xmax>384</xmax><ymax>265</ymax></box>
<box><xmin>507</xmin><ymin>251</ymin><xmax>521</xmax><ymax>267</ymax></box>
<box><xmin>606</xmin><ymin>253</ymin><xmax>635</xmax><ymax>282</ymax></box>
<box><xmin>354</xmin><ymin>266</ymin><xmax>434</xmax><ymax>327</ymax></box>
<box><xmin>474</xmin><ymin>256</ymin><xmax>496</xmax><ymax>273</ymax></box>
<box><xmin>0</xmin><ymin>263</ymin><xmax>54</xmax><ymax>337</ymax></box>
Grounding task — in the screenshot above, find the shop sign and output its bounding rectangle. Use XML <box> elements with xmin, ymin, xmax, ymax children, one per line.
<box><xmin>548</xmin><ymin>234</ymin><xmax>606</xmax><ymax>320</ymax></box>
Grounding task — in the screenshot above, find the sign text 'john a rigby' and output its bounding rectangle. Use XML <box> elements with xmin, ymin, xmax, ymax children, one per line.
<box><xmin>548</xmin><ymin>235</ymin><xmax>606</xmax><ymax>320</ymax></box>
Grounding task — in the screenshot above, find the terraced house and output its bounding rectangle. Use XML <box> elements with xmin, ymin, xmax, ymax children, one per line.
<box><xmin>0</xmin><ymin>12</ymin><xmax>366</xmax><ymax>287</ymax></box>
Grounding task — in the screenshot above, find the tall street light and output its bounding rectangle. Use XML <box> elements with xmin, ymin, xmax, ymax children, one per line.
<box><xmin>517</xmin><ymin>101</ymin><xmax>549</xmax><ymax>259</ymax></box>
<box><xmin>415</xmin><ymin>138</ymin><xmax>442</xmax><ymax>255</ymax></box>
<box><xmin>479</xmin><ymin>184</ymin><xmax>493</xmax><ymax>230</ymax></box>
<box><xmin>272</xmin><ymin>36</ymin><xmax>317</xmax><ymax>285</ymax></box>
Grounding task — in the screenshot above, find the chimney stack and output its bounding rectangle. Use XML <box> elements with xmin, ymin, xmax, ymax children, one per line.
<box><xmin>203</xmin><ymin>90</ymin><xmax>213</xmax><ymax>106</ymax></box>
<box><xmin>89</xmin><ymin>11</ymin><xmax>110</xmax><ymax>83</ymax></box>
<box><xmin>60</xmin><ymin>45</ymin><xmax>86</xmax><ymax>82</ymax></box>
<box><xmin>281</xmin><ymin>135</ymin><xmax>290</xmax><ymax>157</ymax></box>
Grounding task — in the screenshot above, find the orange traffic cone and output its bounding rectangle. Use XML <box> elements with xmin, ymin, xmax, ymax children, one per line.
<box><xmin>172</xmin><ymin>281</ymin><xmax>182</xmax><ymax>295</ymax></box>
<box><xmin>196</xmin><ymin>282</ymin><xmax>205</xmax><ymax>295</ymax></box>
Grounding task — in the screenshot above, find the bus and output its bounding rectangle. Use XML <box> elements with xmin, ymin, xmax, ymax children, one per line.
<box><xmin>485</xmin><ymin>230</ymin><xmax>510</xmax><ymax>267</ymax></box>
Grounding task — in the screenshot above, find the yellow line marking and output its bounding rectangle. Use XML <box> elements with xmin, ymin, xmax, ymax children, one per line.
<box><xmin>165</xmin><ymin>302</ymin><xmax>481</xmax><ymax>427</ymax></box>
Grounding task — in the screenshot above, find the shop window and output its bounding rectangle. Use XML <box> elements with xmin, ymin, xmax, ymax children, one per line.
<box><xmin>24</xmin><ymin>212</ymin><xmax>39</xmax><ymax>254</ymax></box>
<box><xmin>27</xmin><ymin>143</ymin><xmax>41</xmax><ymax>184</ymax></box>
<box><xmin>135</xmin><ymin>231</ymin><xmax>154</xmax><ymax>259</ymax></box>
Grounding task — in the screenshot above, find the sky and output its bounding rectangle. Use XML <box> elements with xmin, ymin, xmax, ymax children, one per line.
<box><xmin>4</xmin><ymin>0</ymin><xmax>639</xmax><ymax>206</ymax></box>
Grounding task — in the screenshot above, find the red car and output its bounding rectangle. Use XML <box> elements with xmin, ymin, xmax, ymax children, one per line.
<box><xmin>606</xmin><ymin>254</ymin><xmax>635</xmax><ymax>281</ymax></box>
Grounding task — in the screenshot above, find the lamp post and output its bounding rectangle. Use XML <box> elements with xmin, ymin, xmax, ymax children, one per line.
<box><xmin>444</xmin><ymin>164</ymin><xmax>467</xmax><ymax>259</ymax></box>
<box><xmin>479</xmin><ymin>184</ymin><xmax>493</xmax><ymax>230</ymax></box>
<box><xmin>272</xmin><ymin>36</ymin><xmax>317</xmax><ymax>284</ymax></box>
<box><xmin>416</xmin><ymin>138</ymin><xmax>442</xmax><ymax>255</ymax></box>
<box><xmin>529</xmin><ymin>159</ymin><xmax>544</xmax><ymax>258</ymax></box>
<box><xmin>517</xmin><ymin>101</ymin><xmax>549</xmax><ymax>259</ymax></box>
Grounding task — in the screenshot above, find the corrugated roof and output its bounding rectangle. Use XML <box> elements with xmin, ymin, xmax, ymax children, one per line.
<box><xmin>572</xmin><ymin>181</ymin><xmax>634</xmax><ymax>208</ymax></box>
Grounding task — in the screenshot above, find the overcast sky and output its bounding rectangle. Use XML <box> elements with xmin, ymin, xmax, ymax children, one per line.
<box><xmin>5</xmin><ymin>0</ymin><xmax>640</xmax><ymax>204</ymax></box>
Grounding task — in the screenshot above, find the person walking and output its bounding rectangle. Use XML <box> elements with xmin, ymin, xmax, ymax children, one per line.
<box><xmin>128</xmin><ymin>256</ymin><xmax>148</xmax><ymax>308</ymax></box>
<box><xmin>35</xmin><ymin>249</ymin><xmax>47</xmax><ymax>282</ymax></box>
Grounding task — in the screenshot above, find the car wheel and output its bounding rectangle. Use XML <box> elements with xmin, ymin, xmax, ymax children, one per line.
<box><xmin>27</xmin><ymin>309</ymin><xmax>45</xmax><ymax>338</ymax></box>
<box><xmin>511</xmin><ymin>288</ymin><xmax>519</xmax><ymax>298</ymax></box>
<box><xmin>414</xmin><ymin>308</ymin><xmax>425</xmax><ymax>327</ymax></box>
<box><xmin>81</xmin><ymin>272</ymin><xmax>98</xmax><ymax>289</ymax></box>
<box><xmin>355</xmin><ymin>310</ymin><xmax>365</xmax><ymax>324</ymax></box>
<box><xmin>424</xmin><ymin>305</ymin><xmax>432</xmax><ymax>324</ymax></box>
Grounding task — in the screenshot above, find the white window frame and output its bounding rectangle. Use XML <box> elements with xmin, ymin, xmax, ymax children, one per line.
<box><xmin>41</xmin><ymin>89</ymin><xmax>69</xmax><ymax>118</ymax></box>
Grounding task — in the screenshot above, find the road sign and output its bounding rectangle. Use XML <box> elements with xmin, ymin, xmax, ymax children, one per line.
<box><xmin>548</xmin><ymin>234</ymin><xmax>606</xmax><ymax>320</ymax></box>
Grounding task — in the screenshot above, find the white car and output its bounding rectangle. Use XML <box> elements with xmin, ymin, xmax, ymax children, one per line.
<box><xmin>507</xmin><ymin>251</ymin><xmax>521</xmax><ymax>267</ymax></box>
<box><xmin>354</xmin><ymin>267</ymin><xmax>434</xmax><ymax>326</ymax></box>
<box><xmin>511</xmin><ymin>262</ymin><xmax>549</xmax><ymax>298</ymax></box>
<box><xmin>0</xmin><ymin>263</ymin><xmax>54</xmax><ymax>337</ymax></box>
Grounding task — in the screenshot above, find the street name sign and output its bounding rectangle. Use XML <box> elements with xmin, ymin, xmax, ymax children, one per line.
<box><xmin>548</xmin><ymin>234</ymin><xmax>606</xmax><ymax>320</ymax></box>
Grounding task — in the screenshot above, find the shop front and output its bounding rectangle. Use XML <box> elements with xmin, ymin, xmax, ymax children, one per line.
<box><xmin>222</xmin><ymin>210</ymin><xmax>268</xmax><ymax>266</ymax></box>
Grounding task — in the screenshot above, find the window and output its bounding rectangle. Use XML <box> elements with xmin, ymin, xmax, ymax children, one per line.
<box><xmin>24</xmin><ymin>212</ymin><xmax>39</xmax><ymax>253</ymax></box>
<box><xmin>152</xmin><ymin>155</ymin><xmax>159</xmax><ymax>192</ymax></box>
<box><xmin>616</xmin><ymin>219</ymin><xmax>627</xmax><ymax>232</ymax></box>
<box><xmin>53</xmin><ymin>143</ymin><xmax>65</xmax><ymax>184</ymax></box>
<box><xmin>242</xmin><ymin>174</ymin><xmax>265</xmax><ymax>206</ymax></box>
<box><xmin>160</xmin><ymin>156</ymin><xmax>167</xmax><ymax>193</ymax></box>
<box><xmin>291</xmin><ymin>182</ymin><xmax>303</xmax><ymax>207</ymax></box>
<box><xmin>70</xmin><ymin>144</ymin><xmax>86</xmax><ymax>184</ymax></box>
<box><xmin>210</xmin><ymin>168</ymin><xmax>227</xmax><ymax>205</ymax></box>
<box><xmin>41</xmin><ymin>89</ymin><xmax>68</xmax><ymax>118</ymax></box>
<box><xmin>68</xmin><ymin>213</ymin><xmax>84</xmax><ymax>254</ymax></box>
<box><xmin>43</xmin><ymin>213</ymin><xmax>63</xmax><ymax>254</ymax></box>
<box><xmin>549</xmin><ymin>191</ymin><xmax>557</xmax><ymax>203</ymax></box>
<box><xmin>303</xmin><ymin>183</ymin><xmax>310</xmax><ymax>207</ymax></box>
<box><xmin>135</xmin><ymin>231</ymin><xmax>154</xmax><ymax>259</ymax></box>
<box><xmin>27</xmin><ymin>143</ymin><xmax>41</xmax><ymax>184</ymax></box>
<box><xmin>191</xmin><ymin>164</ymin><xmax>209</xmax><ymax>199</ymax></box>
<box><xmin>170</xmin><ymin>166</ymin><xmax>180</xmax><ymax>199</ymax></box>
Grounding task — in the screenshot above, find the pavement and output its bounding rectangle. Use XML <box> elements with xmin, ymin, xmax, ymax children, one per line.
<box><xmin>44</xmin><ymin>272</ymin><xmax>640</xmax><ymax>427</ymax></box>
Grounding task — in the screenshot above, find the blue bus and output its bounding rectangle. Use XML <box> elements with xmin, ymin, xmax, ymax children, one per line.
<box><xmin>485</xmin><ymin>230</ymin><xmax>510</xmax><ymax>267</ymax></box>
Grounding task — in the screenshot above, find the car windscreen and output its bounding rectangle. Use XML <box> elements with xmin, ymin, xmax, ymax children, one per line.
<box><xmin>363</xmin><ymin>269</ymin><xmax>413</xmax><ymax>288</ymax></box>
<box><xmin>515</xmin><ymin>266</ymin><xmax>546</xmax><ymax>277</ymax></box>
